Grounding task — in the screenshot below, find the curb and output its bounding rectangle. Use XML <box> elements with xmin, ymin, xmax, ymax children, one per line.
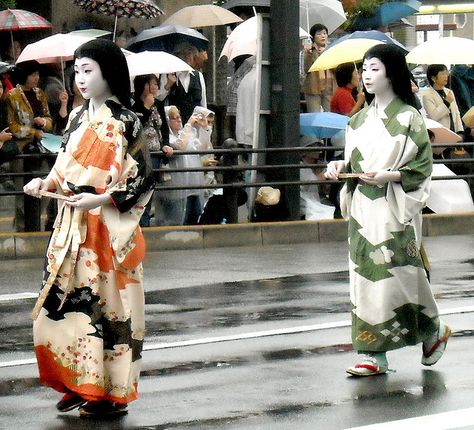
<box><xmin>1</xmin><ymin>212</ymin><xmax>473</xmax><ymax>259</ymax></box>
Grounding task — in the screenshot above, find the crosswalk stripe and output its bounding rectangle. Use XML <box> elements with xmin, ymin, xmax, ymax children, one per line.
<box><xmin>345</xmin><ymin>407</ymin><xmax>474</xmax><ymax>430</ymax></box>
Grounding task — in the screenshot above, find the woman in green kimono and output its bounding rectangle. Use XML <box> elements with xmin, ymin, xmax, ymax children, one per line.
<box><xmin>325</xmin><ymin>44</ymin><xmax>451</xmax><ymax>376</ymax></box>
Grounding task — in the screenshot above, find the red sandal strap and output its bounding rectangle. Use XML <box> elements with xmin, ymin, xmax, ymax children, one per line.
<box><xmin>354</xmin><ymin>363</ymin><xmax>379</xmax><ymax>372</ymax></box>
<box><xmin>423</xmin><ymin>327</ymin><xmax>451</xmax><ymax>358</ymax></box>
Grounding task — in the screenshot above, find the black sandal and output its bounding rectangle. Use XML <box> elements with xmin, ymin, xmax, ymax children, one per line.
<box><xmin>56</xmin><ymin>393</ymin><xmax>86</xmax><ymax>412</ymax></box>
<box><xmin>79</xmin><ymin>400</ymin><xmax>128</xmax><ymax>417</ymax></box>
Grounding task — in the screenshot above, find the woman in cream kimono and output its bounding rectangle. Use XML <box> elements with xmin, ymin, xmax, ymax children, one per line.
<box><xmin>325</xmin><ymin>45</ymin><xmax>451</xmax><ymax>377</ymax></box>
<box><xmin>23</xmin><ymin>40</ymin><xmax>154</xmax><ymax>416</ymax></box>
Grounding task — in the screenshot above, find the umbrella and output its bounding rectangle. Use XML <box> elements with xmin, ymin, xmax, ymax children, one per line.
<box><xmin>219</xmin><ymin>16</ymin><xmax>312</xmax><ymax>62</ymax></box>
<box><xmin>72</xmin><ymin>0</ymin><xmax>164</xmax><ymax>42</ymax></box>
<box><xmin>126</xmin><ymin>24</ymin><xmax>209</xmax><ymax>53</ymax></box>
<box><xmin>331</xmin><ymin>30</ymin><xmax>407</xmax><ymax>53</ymax></box>
<box><xmin>16</xmin><ymin>33</ymin><xmax>94</xmax><ymax>86</ymax></box>
<box><xmin>0</xmin><ymin>9</ymin><xmax>52</xmax><ymax>62</ymax></box>
<box><xmin>299</xmin><ymin>0</ymin><xmax>346</xmax><ymax>35</ymax></box>
<box><xmin>309</xmin><ymin>38</ymin><xmax>382</xmax><ymax>72</ymax></box>
<box><xmin>406</xmin><ymin>37</ymin><xmax>474</xmax><ymax>65</ymax></box>
<box><xmin>69</xmin><ymin>28</ymin><xmax>112</xmax><ymax>38</ymax></box>
<box><xmin>350</xmin><ymin>0</ymin><xmax>421</xmax><ymax>31</ymax></box>
<box><xmin>462</xmin><ymin>105</ymin><xmax>474</xmax><ymax>128</ymax></box>
<box><xmin>300</xmin><ymin>112</ymin><xmax>349</xmax><ymax>139</ymax></box>
<box><xmin>126</xmin><ymin>51</ymin><xmax>194</xmax><ymax>77</ymax></box>
<box><xmin>424</xmin><ymin>117</ymin><xmax>462</xmax><ymax>155</ymax></box>
<box><xmin>162</xmin><ymin>4</ymin><xmax>243</xmax><ymax>28</ymax></box>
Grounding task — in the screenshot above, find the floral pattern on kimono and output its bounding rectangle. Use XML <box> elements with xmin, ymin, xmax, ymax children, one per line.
<box><xmin>340</xmin><ymin>97</ymin><xmax>439</xmax><ymax>352</ymax></box>
<box><xmin>33</xmin><ymin>97</ymin><xmax>154</xmax><ymax>404</ymax></box>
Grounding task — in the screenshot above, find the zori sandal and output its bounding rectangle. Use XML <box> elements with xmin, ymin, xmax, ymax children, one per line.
<box><xmin>346</xmin><ymin>353</ymin><xmax>388</xmax><ymax>377</ymax></box>
<box><xmin>422</xmin><ymin>320</ymin><xmax>451</xmax><ymax>366</ymax></box>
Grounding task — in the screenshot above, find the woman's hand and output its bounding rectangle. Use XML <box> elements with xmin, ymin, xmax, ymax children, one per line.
<box><xmin>202</xmin><ymin>158</ymin><xmax>217</xmax><ymax>167</ymax></box>
<box><xmin>324</xmin><ymin>160</ymin><xmax>345</xmax><ymax>179</ymax></box>
<box><xmin>67</xmin><ymin>193</ymin><xmax>111</xmax><ymax>210</ymax></box>
<box><xmin>445</xmin><ymin>89</ymin><xmax>455</xmax><ymax>104</ymax></box>
<box><xmin>33</xmin><ymin>117</ymin><xmax>46</xmax><ymax>128</ymax></box>
<box><xmin>360</xmin><ymin>170</ymin><xmax>401</xmax><ymax>185</ymax></box>
<box><xmin>164</xmin><ymin>73</ymin><xmax>177</xmax><ymax>91</ymax></box>
<box><xmin>162</xmin><ymin>145</ymin><xmax>173</xmax><ymax>157</ymax></box>
<box><xmin>23</xmin><ymin>177</ymin><xmax>47</xmax><ymax>198</ymax></box>
<box><xmin>0</xmin><ymin>128</ymin><xmax>12</xmax><ymax>142</ymax></box>
<box><xmin>59</xmin><ymin>90</ymin><xmax>69</xmax><ymax>106</ymax></box>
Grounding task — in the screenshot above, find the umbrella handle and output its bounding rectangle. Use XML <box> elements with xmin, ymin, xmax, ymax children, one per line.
<box><xmin>113</xmin><ymin>11</ymin><xmax>118</xmax><ymax>42</ymax></box>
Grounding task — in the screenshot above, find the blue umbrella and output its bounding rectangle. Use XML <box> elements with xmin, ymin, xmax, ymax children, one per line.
<box><xmin>350</xmin><ymin>0</ymin><xmax>421</xmax><ymax>31</ymax></box>
<box><xmin>330</xmin><ymin>30</ymin><xmax>407</xmax><ymax>53</ymax></box>
<box><xmin>300</xmin><ymin>112</ymin><xmax>349</xmax><ymax>139</ymax></box>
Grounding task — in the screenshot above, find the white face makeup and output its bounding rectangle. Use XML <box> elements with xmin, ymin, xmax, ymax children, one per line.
<box><xmin>362</xmin><ymin>57</ymin><xmax>390</xmax><ymax>95</ymax></box>
<box><xmin>74</xmin><ymin>57</ymin><xmax>110</xmax><ymax>101</ymax></box>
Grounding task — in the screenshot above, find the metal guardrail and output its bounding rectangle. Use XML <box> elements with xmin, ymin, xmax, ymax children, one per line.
<box><xmin>1</xmin><ymin>141</ymin><xmax>473</xmax><ymax>229</ymax></box>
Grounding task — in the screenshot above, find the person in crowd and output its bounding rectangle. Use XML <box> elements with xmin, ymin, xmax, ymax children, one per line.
<box><xmin>422</xmin><ymin>64</ymin><xmax>464</xmax><ymax>139</ymax></box>
<box><xmin>0</xmin><ymin>76</ymin><xmax>13</xmax><ymax>162</ymax></box>
<box><xmin>302</xmin><ymin>23</ymin><xmax>336</xmax><ymax>112</ymax></box>
<box><xmin>299</xmin><ymin>138</ymin><xmax>334</xmax><ymax>220</ymax></box>
<box><xmin>55</xmin><ymin>70</ymin><xmax>86</xmax><ymax>136</ymax></box>
<box><xmin>194</xmin><ymin>105</ymin><xmax>217</xmax><ymax>203</ymax></box>
<box><xmin>6</xmin><ymin>60</ymin><xmax>53</xmax><ymax>231</ymax></box>
<box><xmin>193</xmin><ymin>46</ymin><xmax>209</xmax><ymax>108</ymax></box>
<box><xmin>41</xmin><ymin>63</ymin><xmax>69</xmax><ymax>135</ymax></box>
<box><xmin>157</xmin><ymin>105</ymin><xmax>208</xmax><ymax>225</ymax></box>
<box><xmin>4</xmin><ymin>40</ymin><xmax>21</xmax><ymax>64</ymax></box>
<box><xmin>226</xmin><ymin>55</ymin><xmax>256</xmax><ymax>137</ymax></box>
<box><xmin>23</xmin><ymin>39</ymin><xmax>154</xmax><ymax>418</ymax></box>
<box><xmin>158</xmin><ymin>43</ymin><xmax>204</xmax><ymax>123</ymax></box>
<box><xmin>449</xmin><ymin>64</ymin><xmax>474</xmax><ymax>118</ymax></box>
<box><xmin>325</xmin><ymin>44</ymin><xmax>450</xmax><ymax>377</ymax></box>
<box><xmin>132</xmin><ymin>73</ymin><xmax>173</xmax><ymax>227</ymax></box>
<box><xmin>330</xmin><ymin>62</ymin><xmax>365</xmax><ymax>116</ymax></box>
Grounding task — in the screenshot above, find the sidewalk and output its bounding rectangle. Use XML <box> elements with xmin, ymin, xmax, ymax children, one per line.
<box><xmin>0</xmin><ymin>212</ymin><xmax>473</xmax><ymax>259</ymax></box>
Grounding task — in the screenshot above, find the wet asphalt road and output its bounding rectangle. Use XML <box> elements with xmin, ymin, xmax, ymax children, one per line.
<box><xmin>0</xmin><ymin>235</ymin><xmax>473</xmax><ymax>429</ymax></box>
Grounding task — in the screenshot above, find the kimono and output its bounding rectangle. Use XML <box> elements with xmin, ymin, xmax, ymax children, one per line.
<box><xmin>32</xmin><ymin>97</ymin><xmax>154</xmax><ymax>404</ymax></box>
<box><xmin>341</xmin><ymin>97</ymin><xmax>439</xmax><ymax>352</ymax></box>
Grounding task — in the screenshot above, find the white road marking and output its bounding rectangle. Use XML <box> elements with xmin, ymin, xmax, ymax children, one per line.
<box><xmin>1</xmin><ymin>305</ymin><xmax>473</xmax><ymax>369</ymax></box>
<box><xmin>345</xmin><ymin>407</ymin><xmax>474</xmax><ymax>430</ymax></box>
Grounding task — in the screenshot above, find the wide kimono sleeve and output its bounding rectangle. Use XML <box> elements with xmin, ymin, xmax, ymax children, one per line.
<box><xmin>107</xmin><ymin>112</ymin><xmax>155</xmax><ymax>213</ymax></box>
<box><xmin>387</xmin><ymin>108</ymin><xmax>433</xmax><ymax>225</ymax></box>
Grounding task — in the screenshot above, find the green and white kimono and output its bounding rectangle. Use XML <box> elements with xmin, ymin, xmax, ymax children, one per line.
<box><xmin>341</xmin><ymin>97</ymin><xmax>439</xmax><ymax>352</ymax></box>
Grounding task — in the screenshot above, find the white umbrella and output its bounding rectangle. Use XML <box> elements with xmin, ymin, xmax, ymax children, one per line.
<box><xmin>406</xmin><ymin>37</ymin><xmax>474</xmax><ymax>65</ymax></box>
<box><xmin>16</xmin><ymin>33</ymin><xmax>94</xmax><ymax>87</ymax></box>
<box><xmin>162</xmin><ymin>4</ymin><xmax>243</xmax><ymax>28</ymax></box>
<box><xmin>126</xmin><ymin>51</ymin><xmax>194</xmax><ymax>77</ymax></box>
<box><xmin>299</xmin><ymin>0</ymin><xmax>346</xmax><ymax>35</ymax></box>
<box><xmin>220</xmin><ymin>16</ymin><xmax>314</xmax><ymax>62</ymax></box>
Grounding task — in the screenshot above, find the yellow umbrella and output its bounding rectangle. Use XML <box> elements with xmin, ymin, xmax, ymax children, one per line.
<box><xmin>309</xmin><ymin>38</ymin><xmax>383</xmax><ymax>72</ymax></box>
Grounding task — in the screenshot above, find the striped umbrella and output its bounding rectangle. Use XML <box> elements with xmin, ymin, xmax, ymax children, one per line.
<box><xmin>73</xmin><ymin>0</ymin><xmax>164</xmax><ymax>41</ymax></box>
<box><xmin>0</xmin><ymin>9</ymin><xmax>52</xmax><ymax>62</ymax></box>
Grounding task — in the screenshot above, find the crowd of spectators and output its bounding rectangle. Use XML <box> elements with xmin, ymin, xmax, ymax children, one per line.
<box><xmin>0</xmin><ymin>17</ymin><xmax>473</xmax><ymax>230</ymax></box>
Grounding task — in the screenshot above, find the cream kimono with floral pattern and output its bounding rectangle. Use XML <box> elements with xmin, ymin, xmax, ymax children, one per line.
<box><xmin>341</xmin><ymin>97</ymin><xmax>439</xmax><ymax>353</ymax></box>
<box><xmin>32</xmin><ymin>97</ymin><xmax>154</xmax><ymax>404</ymax></box>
